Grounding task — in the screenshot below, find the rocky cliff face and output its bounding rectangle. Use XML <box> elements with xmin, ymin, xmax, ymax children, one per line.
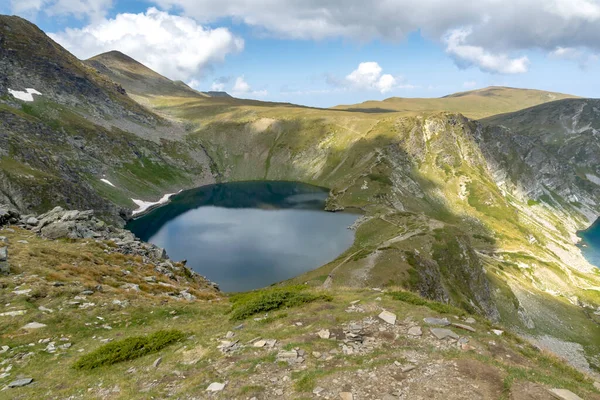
<box><xmin>481</xmin><ymin>99</ymin><xmax>600</xmax><ymax>225</ymax></box>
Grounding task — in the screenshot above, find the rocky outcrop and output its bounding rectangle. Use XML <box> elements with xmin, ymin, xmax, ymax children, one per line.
<box><xmin>0</xmin><ymin>204</ymin><xmax>219</xmax><ymax>290</ymax></box>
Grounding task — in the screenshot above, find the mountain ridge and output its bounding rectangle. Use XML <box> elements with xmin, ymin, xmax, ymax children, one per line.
<box><xmin>1</xmin><ymin>14</ymin><xmax>599</xmax><ymax>397</ymax></box>
<box><xmin>333</xmin><ymin>86</ymin><xmax>579</xmax><ymax>119</ymax></box>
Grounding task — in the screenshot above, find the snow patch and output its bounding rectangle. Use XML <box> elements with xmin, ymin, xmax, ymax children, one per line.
<box><xmin>131</xmin><ymin>191</ymin><xmax>180</xmax><ymax>216</ymax></box>
<box><xmin>100</xmin><ymin>179</ymin><xmax>116</xmax><ymax>187</ymax></box>
<box><xmin>8</xmin><ymin>88</ymin><xmax>42</xmax><ymax>102</ymax></box>
<box><xmin>585</xmin><ymin>173</ymin><xmax>600</xmax><ymax>186</ymax></box>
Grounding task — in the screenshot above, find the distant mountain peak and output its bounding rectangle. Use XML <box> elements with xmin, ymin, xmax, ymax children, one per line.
<box><xmin>204</xmin><ymin>91</ymin><xmax>233</xmax><ymax>98</ymax></box>
<box><xmin>86</xmin><ymin>51</ymin><xmax>208</xmax><ymax>98</ymax></box>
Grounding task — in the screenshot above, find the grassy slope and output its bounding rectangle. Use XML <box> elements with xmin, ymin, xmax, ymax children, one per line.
<box><xmin>333</xmin><ymin>86</ymin><xmax>579</xmax><ymax>119</ymax></box>
<box><xmin>135</xmin><ymin>92</ymin><xmax>600</xmax><ymax>374</ymax></box>
<box><xmin>0</xmin><ymin>227</ymin><xmax>598</xmax><ymax>399</ymax></box>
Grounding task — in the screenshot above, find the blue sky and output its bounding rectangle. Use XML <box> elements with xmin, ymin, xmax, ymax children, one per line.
<box><xmin>3</xmin><ymin>0</ymin><xmax>600</xmax><ymax>107</ymax></box>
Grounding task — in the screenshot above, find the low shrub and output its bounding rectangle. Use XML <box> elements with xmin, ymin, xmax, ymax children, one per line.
<box><xmin>73</xmin><ymin>329</ymin><xmax>185</xmax><ymax>370</ymax></box>
<box><xmin>229</xmin><ymin>287</ymin><xmax>332</xmax><ymax>321</ymax></box>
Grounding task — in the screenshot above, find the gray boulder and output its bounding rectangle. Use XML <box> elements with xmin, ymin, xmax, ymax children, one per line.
<box><xmin>0</xmin><ymin>246</ymin><xmax>8</xmax><ymax>275</ymax></box>
<box><xmin>8</xmin><ymin>378</ymin><xmax>34</xmax><ymax>388</ymax></box>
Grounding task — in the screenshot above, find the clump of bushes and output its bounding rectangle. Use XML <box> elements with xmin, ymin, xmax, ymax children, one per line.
<box><xmin>73</xmin><ymin>329</ymin><xmax>185</xmax><ymax>370</ymax></box>
<box><xmin>387</xmin><ymin>290</ymin><xmax>466</xmax><ymax>316</ymax></box>
<box><xmin>229</xmin><ymin>286</ymin><xmax>332</xmax><ymax>321</ymax></box>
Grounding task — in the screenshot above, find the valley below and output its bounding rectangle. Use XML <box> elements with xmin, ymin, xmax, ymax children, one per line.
<box><xmin>0</xmin><ymin>13</ymin><xmax>600</xmax><ymax>400</ymax></box>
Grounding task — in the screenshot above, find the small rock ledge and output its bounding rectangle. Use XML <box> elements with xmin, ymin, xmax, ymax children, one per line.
<box><xmin>0</xmin><ymin>204</ymin><xmax>219</xmax><ymax>292</ymax></box>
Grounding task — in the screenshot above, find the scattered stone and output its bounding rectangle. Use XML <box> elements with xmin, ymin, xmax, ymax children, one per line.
<box><xmin>401</xmin><ymin>365</ymin><xmax>416</xmax><ymax>373</ymax></box>
<box><xmin>430</xmin><ymin>328</ymin><xmax>459</xmax><ymax>340</ymax></box>
<box><xmin>22</xmin><ymin>322</ymin><xmax>47</xmax><ymax>330</ymax></box>
<box><xmin>549</xmin><ymin>388</ymin><xmax>583</xmax><ymax>400</ymax></box>
<box><xmin>17</xmin><ymin>240</ymin><xmax>28</xmax><ymax>244</ymax></box>
<box><xmin>38</xmin><ymin>306</ymin><xmax>53</xmax><ymax>313</ymax></box>
<box><xmin>8</xmin><ymin>378</ymin><xmax>33</xmax><ymax>387</ymax></box>
<box><xmin>378</xmin><ymin>310</ymin><xmax>397</xmax><ymax>325</ymax></box>
<box><xmin>233</xmin><ymin>324</ymin><xmax>244</xmax><ymax>330</ymax></box>
<box><xmin>80</xmin><ymin>290</ymin><xmax>94</xmax><ymax>296</ymax></box>
<box><xmin>206</xmin><ymin>382</ymin><xmax>225</xmax><ymax>392</ymax></box>
<box><xmin>225</xmin><ymin>331</ymin><xmax>235</xmax><ymax>339</ymax></box>
<box><xmin>465</xmin><ymin>317</ymin><xmax>476</xmax><ymax>324</ymax></box>
<box><xmin>265</xmin><ymin>339</ymin><xmax>277</xmax><ymax>348</ymax></box>
<box><xmin>26</xmin><ymin>217</ymin><xmax>39</xmax><ymax>226</ymax></box>
<box><xmin>403</xmin><ymin>325</ymin><xmax>422</xmax><ymax>338</ymax></box>
<box><xmin>13</xmin><ymin>289</ymin><xmax>32</xmax><ymax>295</ymax></box>
<box><xmin>253</xmin><ymin>340</ymin><xmax>266</xmax><ymax>348</ymax></box>
<box><xmin>0</xmin><ymin>310</ymin><xmax>26</xmax><ymax>317</ymax></box>
<box><xmin>350</xmin><ymin>300</ymin><xmax>360</xmax><ymax>305</ymax></box>
<box><xmin>0</xmin><ymin>345</ymin><xmax>9</xmax><ymax>353</ymax></box>
<box><xmin>153</xmin><ymin>357</ymin><xmax>162</xmax><ymax>368</ymax></box>
<box><xmin>312</xmin><ymin>351</ymin><xmax>322</xmax><ymax>358</ymax></box>
<box><xmin>274</xmin><ymin>389</ymin><xmax>284</xmax><ymax>396</ymax></box>
<box><xmin>593</xmin><ymin>381</ymin><xmax>600</xmax><ymax>391</ymax></box>
<box><xmin>218</xmin><ymin>340</ymin><xmax>241</xmax><ymax>354</ymax></box>
<box><xmin>317</xmin><ymin>329</ymin><xmax>330</xmax><ymax>339</ymax></box>
<box><xmin>121</xmin><ymin>283</ymin><xmax>140</xmax><ymax>291</ymax></box>
<box><xmin>45</xmin><ymin>342</ymin><xmax>56</xmax><ymax>353</ymax></box>
<box><xmin>180</xmin><ymin>290</ymin><xmax>196</xmax><ymax>301</ymax></box>
<box><xmin>492</xmin><ymin>329</ymin><xmax>504</xmax><ymax>336</ymax></box>
<box><xmin>423</xmin><ymin>317</ymin><xmax>450</xmax><ymax>326</ymax></box>
<box><xmin>277</xmin><ymin>350</ymin><xmax>297</xmax><ymax>359</ymax></box>
<box><xmin>313</xmin><ymin>387</ymin><xmax>325</xmax><ymax>395</ymax></box>
<box><xmin>452</xmin><ymin>323</ymin><xmax>476</xmax><ymax>332</ymax></box>
<box><xmin>340</xmin><ymin>392</ymin><xmax>353</xmax><ymax>400</ymax></box>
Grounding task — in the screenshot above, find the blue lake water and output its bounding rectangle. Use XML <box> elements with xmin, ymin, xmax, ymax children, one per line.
<box><xmin>578</xmin><ymin>218</ymin><xmax>600</xmax><ymax>268</ymax></box>
<box><xmin>126</xmin><ymin>181</ymin><xmax>358</xmax><ymax>292</ymax></box>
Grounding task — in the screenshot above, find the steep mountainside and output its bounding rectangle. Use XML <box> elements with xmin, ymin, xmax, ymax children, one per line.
<box><xmin>334</xmin><ymin>86</ymin><xmax>578</xmax><ymax>119</ymax></box>
<box><xmin>0</xmin><ymin>16</ymin><xmax>215</xmax><ymax>223</ymax></box>
<box><xmin>86</xmin><ymin>51</ymin><xmax>208</xmax><ymax>99</ymax></box>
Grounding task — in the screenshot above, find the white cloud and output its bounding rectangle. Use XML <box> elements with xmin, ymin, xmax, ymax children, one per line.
<box><xmin>231</xmin><ymin>76</ymin><xmax>268</xmax><ymax>98</ymax></box>
<box><xmin>445</xmin><ymin>28</ymin><xmax>529</xmax><ymax>74</ymax></box>
<box><xmin>550</xmin><ymin>46</ymin><xmax>599</xmax><ymax>68</ymax></box>
<box><xmin>232</xmin><ymin>76</ymin><xmax>251</xmax><ymax>93</ymax></box>
<box><xmin>11</xmin><ymin>0</ymin><xmax>112</xmax><ymax>20</ymax></box>
<box><xmin>345</xmin><ymin>62</ymin><xmax>401</xmax><ymax>93</ymax></box>
<box><xmin>211</xmin><ymin>82</ymin><xmax>226</xmax><ymax>91</ymax></box>
<box><xmin>150</xmin><ymin>0</ymin><xmax>600</xmax><ymax>71</ymax></box>
<box><xmin>11</xmin><ymin>0</ymin><xmax>46</xmax><ymax>14</ymax></box>
<box><xmin>463</xmin><ymin>80</ymin><xmax>477</xmax><ymax>88</ymax></box>
<box><xmin>187</xmin><ymin>79</ymin><xmax>201</xmax><ymax>90</ymax></box>
<box><xmin>49</xmin><ymin>8</ymin><xmax>244</xmax><ymax>81</ymax></box>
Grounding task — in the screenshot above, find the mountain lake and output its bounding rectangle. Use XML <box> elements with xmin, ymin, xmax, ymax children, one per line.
<box><xmin>126</xmin><ymin>181</ymin><xmax>359</xmax><ymax>292</ymax></box>
<box><xmin>578</xmin><ymin>218</ymin><xmax>600</xmax><ymax>269</ymax></box>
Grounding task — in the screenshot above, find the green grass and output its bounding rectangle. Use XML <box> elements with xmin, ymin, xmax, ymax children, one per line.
<box><xmin>387</xmin><ymin>290</ymin><xmax>467</xmax><ymax>316</ymax></box>
<box><xmin>229</xmin><ymin>286</ymin><xmax>332</xmax><ymax>321</ymax></box>
<box><xmin>73</xmin><ymin>329</ymin><xmax>185</xmax><ymax>370</ymax></box>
